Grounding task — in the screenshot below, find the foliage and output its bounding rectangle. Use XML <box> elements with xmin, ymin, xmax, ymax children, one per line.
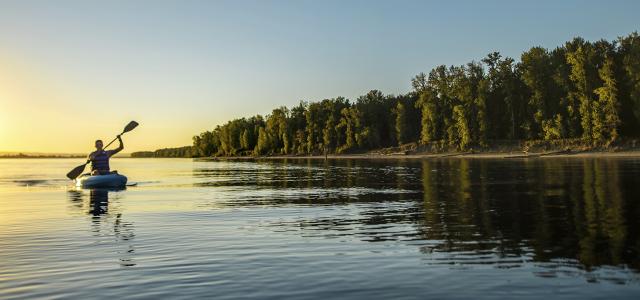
<box><xmin>131</xmin><ymin>146</ymin><xmax>194</xmax><ymax>158</ymax></box>
<box><xmin>181</xmin><ymin>32</ymin><xmax>640</xmax><ymax>157</ymax></box>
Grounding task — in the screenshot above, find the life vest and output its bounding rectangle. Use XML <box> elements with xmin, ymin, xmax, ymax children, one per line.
<box><xmin>90</xmin><ymin>150</ymin><xmax>110</xmax><ymax>172</ymax></box>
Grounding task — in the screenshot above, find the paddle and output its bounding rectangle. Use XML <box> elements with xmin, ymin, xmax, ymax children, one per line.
<box><xmin>66</xmin><ymin>121</ymin><xmax>139</xmax><ymax>180</ymax></box>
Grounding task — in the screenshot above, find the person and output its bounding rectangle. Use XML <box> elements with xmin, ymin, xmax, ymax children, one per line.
<box><xmin>87</xmin><ymin>135</ymin><xmax>124</xmax><ymax>175</ymax></box>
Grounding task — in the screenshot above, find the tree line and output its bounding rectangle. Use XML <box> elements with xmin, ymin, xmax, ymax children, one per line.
<box><xmin>150</xmin><ymin>33</ymin><xmax>640</xmax><ymax>158</ymax></box>
<box><xmin>131</xmin><ymin>146</ymin><xmax>194</xmax><ymax>158</ymax></box>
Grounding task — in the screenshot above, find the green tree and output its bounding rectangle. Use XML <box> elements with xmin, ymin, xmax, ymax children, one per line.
<box><xmin>549</xmin><ymin>46</ymin><xmax>576</xmax><ymax>138</ymax></box>
<box><xmin>521</xmin><ymin>46</ymin><xmax>557</xmax><ymax>137</ymax></box>
<box><xmin>321</xmin><ymin>98</ymin><xmax>349</xmax><ymax>153</ymax></box>
<box><xmin>566</xmin><ymin>40</ymin><xmax>602</xmax><ymax>142</ymax></box>
<box><xmin>355</xmin><ymin>90</ymin><xmax>392</xmax><ymax>148</ymax></box>
<box><xmin>415</xmin><ymin>66</ymin><xmax>450</xmax><ymax>144</ymax></box>
<box><xmin>337</xmin><ymin>107</ymin><xmax>362</xmax><ymax>153</ymax></box>
<box><xmin>482</xmin><ymin>53</ymin><xmax>506</xmax><ymax>138</ymax></box>
<box><xmin>289</xmin><ymin>102</ymin><xmax>308</xmax><ymax>154</ymax></box>
<box><xmin>394</xmin><ymin>100</ymin><xmax>407</xmax><ymax>145</ymax></box>
<box><xmin>618</xmin><ymin>32</ymin><xmax>640</xmax><ymax>136</ymax></box>
<box><xmin>453</xmin><ymin>105</ymin><xmax>471</xmax><ymax>150</ymax></box>
<box><xmin>542</xmin><ymin>114</ymin><xmax>564</xmax><ymax>140</ymax></box>
<box><xmin>241</xmin><ymin>129</ymin><xmax>251</xmax><ymax>151</ymax></box>
<box><xmin>416</xmin><ymin>88</ymin><xmax>440</xmax><ymax>143</ymax></box>
<box><xmin>266</xmin><ymin>107</ymin><xmax>290</xmax><ymax>154</ymax></box>
<box><xmin>593</xmin><ymin>56</ymin><xmax>621</xmax><ymax>145</ymax></box>
<box><xmin>255</xmin><ymin>127</ymin><xmax>271</xmax><ymax>155</ymax></box>
<box><xmin>305</xmin><ymin>102</ymin><xmax>326</xmax><ymax>153</ymax></box>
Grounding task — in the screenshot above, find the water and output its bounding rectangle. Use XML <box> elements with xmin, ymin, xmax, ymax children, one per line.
<box><xmin>1</xmin><ymin>157</ymin><xmax>639</xmax><ymax>299</ymax></box>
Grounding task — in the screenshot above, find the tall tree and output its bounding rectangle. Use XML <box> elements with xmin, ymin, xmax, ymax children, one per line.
<box><xmin>255</xmin><ymin>127</ymin><xmax>271</xmax><ymax>155</ymax></box>
<box><xmin>593</xmin><ymin>56</ymin><xmax>621</xmax><ymax>145</ymax></box>
<box><xmin>618</xmin><ymin>32</ymin><xmax>640</xmax><ymax>136</ymax></box>
<box><xmin>289</xmin><ymin>102</ymin><xmax>308</xmax><ymax>154</ymax></box>
<box><xmin>521</xmin><ymin>46</ymin><xmax>557</xmax><ymax>138</ymax></box>
<box><xmin>566</xmin><ymin>39</ymin><xmax>603</xmax><ymax>142</ymax></box>
<box><xmin>394</xmin><ymin>100</ymin><xmax>407</xmax><ymax>145</ymax></box>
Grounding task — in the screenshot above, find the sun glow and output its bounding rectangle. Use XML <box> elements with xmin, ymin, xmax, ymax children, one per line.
<box><xmin>0</xmin><ymin>58</ymin><xmax>72</xmax><ymax>153</ymax></box>
<box><xmin>0</xmin><ymin>55</ymin><xmax>202</xmax><ymax>154</ymax></box>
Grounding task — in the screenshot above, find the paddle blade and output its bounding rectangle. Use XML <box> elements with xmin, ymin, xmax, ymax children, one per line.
<box><xmin>122</xmin><ymin>121</ymin><xmax>139</xmax><ymax>133</ymax></box>
<box><xmin>66</xmin><ymin>163</ymin><xmax>87</xmax><ymax>180</ymax></box>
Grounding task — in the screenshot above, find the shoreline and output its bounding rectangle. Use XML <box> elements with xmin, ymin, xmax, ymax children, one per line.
<box><xmin>5</xmin><ymin>149</ymin><xmax>640</xmax><ymax>160</ymax></box>
<box><xmin>200</xmin><ymin>149</ymin><xmax>640</xmax><ymax>160</ymax></box>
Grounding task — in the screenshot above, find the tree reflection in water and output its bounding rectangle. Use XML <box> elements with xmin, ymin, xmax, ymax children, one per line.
<box><xmin>193</xmin><ymin>158</ymin><xmax>640</xmax><ymax>282</ymax></box>
<box><xmin>418</xmin><ymin>158</ymin><xmax>639</xmax><ymax>279</ymax></box>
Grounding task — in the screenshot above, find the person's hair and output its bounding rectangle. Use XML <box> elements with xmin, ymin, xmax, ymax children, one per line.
<box><xmin>95</xmin><ymin>140</ymin><xmax>103</xmax><ymax>144</ymax></box>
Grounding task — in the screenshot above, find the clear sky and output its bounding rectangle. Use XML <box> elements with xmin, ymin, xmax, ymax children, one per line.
<box><xmin>0</xmin><ymin>0</ymin><xmax>638</xmax><ymax>153</ymax></box>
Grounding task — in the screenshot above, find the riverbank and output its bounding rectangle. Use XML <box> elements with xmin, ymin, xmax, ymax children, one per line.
<box><xmin>202</xmin><ymin>149</ymin><xmax>640</xmax><ymax>160</ymax></box>
<box><xmin>200</xmin><ymin>139</ymin><xmax>640</xmax><ymax>160</ymax></box>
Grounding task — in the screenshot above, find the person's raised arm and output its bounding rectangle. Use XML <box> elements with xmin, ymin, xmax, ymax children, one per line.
<box><xmin>109</xmin><ymin>135</ymin><xmax>124</xmax><ymax>157</ymax></box>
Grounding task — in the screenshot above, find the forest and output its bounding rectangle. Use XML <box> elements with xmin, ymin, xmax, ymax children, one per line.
<box><xmin>130</xmin><ymin>146</ymin><xmax>194</xmax><ymax>158</ymax></box>
<box><xmin>137</xmin><ymin>33</ymin><xmax>640</xmax><ymax>158</ymax></box>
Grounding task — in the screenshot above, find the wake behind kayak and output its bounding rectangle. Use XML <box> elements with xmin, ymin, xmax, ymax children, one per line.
<box><xmin>75</xmin><ymin>173</ymin><xmax>127</xmax><ymax>189</ymax></box>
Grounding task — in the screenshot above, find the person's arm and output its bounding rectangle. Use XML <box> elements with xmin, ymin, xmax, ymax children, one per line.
<box><xmin>87</xmin><ymin>151</ymin><xmax>96</xmax><ymax>161</ymax></box>
<box><xmin>108</xmin><ymin>135</ymin><xmax>124</xmax><ymax>157</ymax></box>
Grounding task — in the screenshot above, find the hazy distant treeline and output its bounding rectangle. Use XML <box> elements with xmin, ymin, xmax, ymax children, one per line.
<box><xmin>0</xmin><ymin>153</ymin><xmax>84</xmax><ymax>159</ymax></box>
<box><xmin>131</xmin><ymin>146</ymin><xmax>194</xmax><ymax>158</ymax></box>
<box><xmin>164</xmin><ymin>33</ymin><xmax>640</xmax><ymax>157</ymax></box>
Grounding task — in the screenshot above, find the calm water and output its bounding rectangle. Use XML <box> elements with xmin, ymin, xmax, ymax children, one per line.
<box><xmin>1</xmin><ymin>157</ymin><xmax>639</xmax><ymax>299</ymax></box>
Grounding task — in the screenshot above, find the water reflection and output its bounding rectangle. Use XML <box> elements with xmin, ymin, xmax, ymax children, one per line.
<box><xmin>67</xmin><ymin>188</ymin><xmax>136</xmax><ymax>267</ymax></box>
<box><xmin>193</xmin><ymin>158</ymin><xmax>640</xmax><ymax>282</ymax></box>
<box><xmin>417</xmin><ymin>158</ymin><xmax>640</xmax><ymax>281</ymax></box>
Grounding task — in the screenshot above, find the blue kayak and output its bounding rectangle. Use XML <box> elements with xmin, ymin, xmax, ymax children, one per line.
<box><xmin>75</xmin><ymin>173</ymin><xmax>127</xmax><ymax>188</ymax></box>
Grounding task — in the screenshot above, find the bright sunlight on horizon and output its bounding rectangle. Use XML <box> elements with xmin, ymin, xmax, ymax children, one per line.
<box><xmin>1</xmin><ymin>0</ymin><xmax>639</xmax><ymax>153</ymax></box>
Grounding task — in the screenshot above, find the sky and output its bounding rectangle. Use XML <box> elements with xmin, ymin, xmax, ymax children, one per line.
<box><xmin>0</xmin><ymin>0</ymin><xmax>638</xmax><ymax>153</ymax></box>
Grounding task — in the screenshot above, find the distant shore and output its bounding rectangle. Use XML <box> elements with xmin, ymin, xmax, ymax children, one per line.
<box><xmin>199</xmin><ymin>149</ymin><xmax>640</xmax><ymax>160</ymax></box>
<box><xmin>6</xmin><ymin>151</ymin><xmax>638</xmax><ymax>160</ymax></box>
<box><xmin>7</xmin><ymin>142</ymin><xmax>640</xmax><ymax>160</ymax></box>
<box><xmin>193</xmin><ymin>138</ymin><xmax>640</xmax><ymax>160</ymax></box>
<box><xmin>0</xmin><ymin>154</ymin><xmax>84</xmax><ymax>159</ymax></box>
<box><xmin>0</xmin><ymin>154</ymin><xmax>127</xmax><ymax>159</ymax></box>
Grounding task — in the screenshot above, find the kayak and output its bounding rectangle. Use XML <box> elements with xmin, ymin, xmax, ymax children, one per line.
<box><xmin>75</xmin><ymin>173</ymin><xmax>128</xmax><ymax>188</ymax></box>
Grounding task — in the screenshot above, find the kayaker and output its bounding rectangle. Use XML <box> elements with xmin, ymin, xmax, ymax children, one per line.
<box><xmin>88</xmin><ymin>135</ymin><xmax>124</xmax><ymax>175</ymax></box>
